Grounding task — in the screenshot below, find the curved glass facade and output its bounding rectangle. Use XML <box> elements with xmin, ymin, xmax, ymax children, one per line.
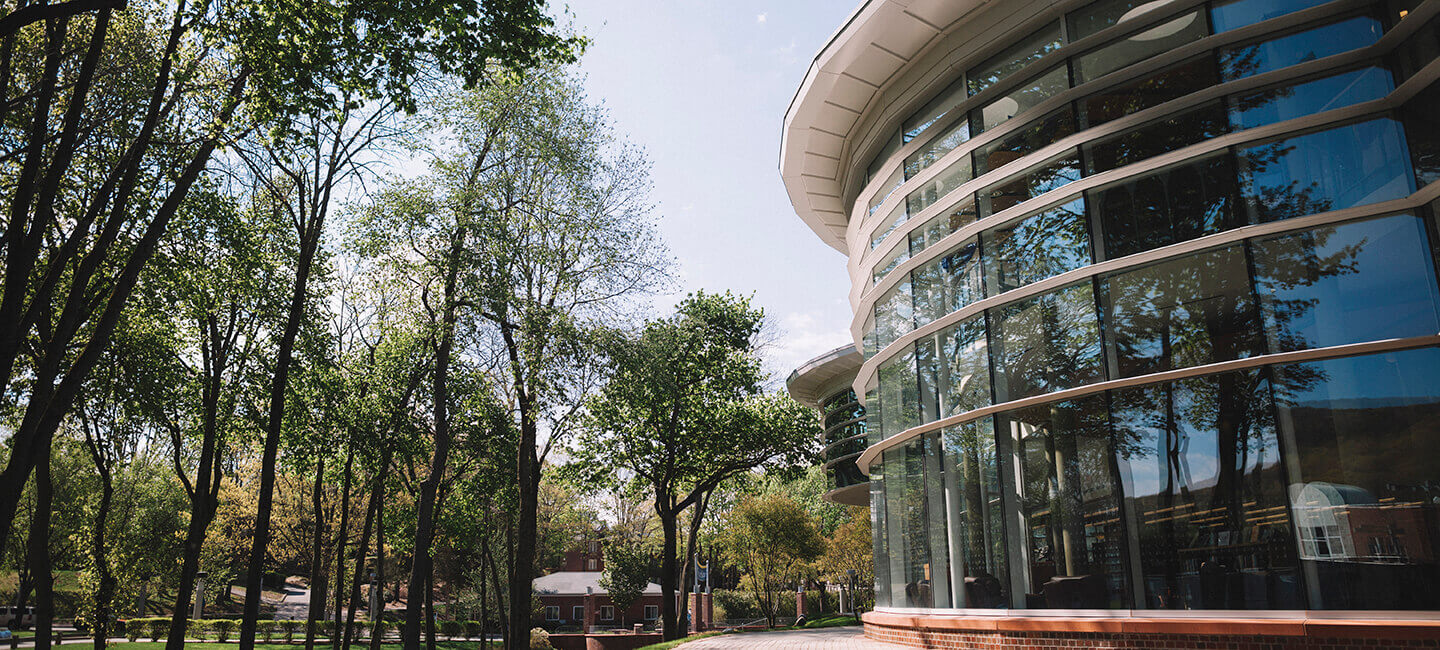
<box><xmin>822</xmin><ymin>388</ymin><xmax>870</xmax><ymax>492</ymax></box>
<box><xmin>844</xmin><ymin>0</ymin><xmax>1440</xmax><ymax>613</ymax></box>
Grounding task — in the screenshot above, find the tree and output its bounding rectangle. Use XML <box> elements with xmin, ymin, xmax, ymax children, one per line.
<box><xmin>717</xmin><ymin>495</ymin><xmax>823</xmax><ymax>628</ymax></box>
<box><xmin>599</xmin><ymin>540</ymin><xmax>649</xmax><ymax>627</ymax></box>
<box><xmin>818</xmin><ymin>507</ymin><xmax>873</xmax><ymax>613</ymax></box>
<box><xmin>572</xmin><ymin>292</ymin><xmax>820</xmax><ymax>640</ymax></box>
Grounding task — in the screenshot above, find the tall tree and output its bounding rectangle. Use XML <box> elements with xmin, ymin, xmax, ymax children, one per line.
<box><xmin>572</xmin><ymin>292</ymin><xmax>820</xmax><ymax>640</ymax></box>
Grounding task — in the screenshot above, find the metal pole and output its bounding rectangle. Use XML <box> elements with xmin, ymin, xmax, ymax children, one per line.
<box><xmin>193</xmin><ymin>572</ymin><xmax>208</xmax><ymax>619</ymax></box>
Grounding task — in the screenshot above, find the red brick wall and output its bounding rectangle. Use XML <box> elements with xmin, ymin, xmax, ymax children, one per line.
<box><xmin>535</xmin><ymin>594</ymin><xmax>662</xmax><ymax>627</ymax></box>
<box><xmin>863</xmin><ymin>611</ymin><xmax>1440</xmax><ymax>649</ymax></box>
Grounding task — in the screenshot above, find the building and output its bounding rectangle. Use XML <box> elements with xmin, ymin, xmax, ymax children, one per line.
<box><xmin>532</xmin><ymin>539</ymin><xmax>665</xmax><ymax>631</ymax></box>
<box><xmin>780</xmin><ymin>0</ymin><xmax>1440</xmax><ymax>646</ymax></box>
<box><xmin>786</xmin><ymin>344</ymin><xmax>869</xmax><ymax>506</ymax></box>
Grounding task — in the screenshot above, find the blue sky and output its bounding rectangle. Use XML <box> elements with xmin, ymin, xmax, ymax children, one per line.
<box><xmin>562</xmin><ymin>0</ymin><xmax>859</xmax><ymax>380</ymax></box>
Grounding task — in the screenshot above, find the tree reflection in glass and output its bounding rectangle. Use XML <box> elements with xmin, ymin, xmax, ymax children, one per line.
<box><xmin>1090</xmin><ymin>154</ymin><xmax>1240</xmax><ymax>261</ymax></box>
<box><xmin>1100</xmin><ymin>244</ymin><xmax>1263</xmax><ymax>379</ymax></box>
<box><xmin>984</xmin><ymin>197</ymin><xmax>1090</xmax><ymax>295</ymax></box>
<box><xmin>1239</xmin><ymin>118</ymin><xmax>1414</xmax><ymax>224</ymax></box>
<box><xmin>1111</xmin><ymin>371</ymin><xmax>1301</xmax><ymax>609</ymax></box>
<box><xmin>990</xmin><ymin>281</ymin><xmax>1105</xmax><ymax>402</ymax></box>
<box><xmin>1002</xmin><ymin>395</ymin><xmax>1130</xmax><ymax>608</ymax></box>
<box><xmin>940</xmin><ymin>418</ymin><xmax>1010</xmax><ymax>608</ymax></box>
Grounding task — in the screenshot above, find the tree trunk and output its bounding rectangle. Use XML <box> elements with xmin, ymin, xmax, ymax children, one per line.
<box><xmin>342</xmin><ymin>473</ymin><xmax>379</xmax><ymax>650</ymax></box>
<box><xmin>85</xmin><ymin>435</ymin><xmax>115</xmax><ymax>650</ymax></box>
<box><xmin>29</xmin><ymin>442</ymin><xmax>53</xmax><ymax>650</ymax></box>
<box><xmin>508</xmin><ymin>411</ymin><xmax>540</xmax><ymax>650</ymax></box>
<box><xmin>240</xmin><ymin>224</ymin><xmax>322</xmax><ymax>649</ymax></box>
<box><xmin>369</xmin><ymin>479</ymin><xmax>386</xmax><ymax>650</ymax></box>
<box><xmin>305</xmin><ymin>455</ymin><xmax>328</xmax><ymax>650</ymax></box>
<box><xmin>658</xmin><ymin>502</ymin><xmax>680</xmax><ymax>641</ymax></box>
<box><xmin>332</xmin><ymin>445</ymin><xmax>355</xmax><ymax>650</ymax></box>
<box><xmin>424</xmin><ymin>570</ymin><xmax>436</xmax><ymax>650</ymax></box>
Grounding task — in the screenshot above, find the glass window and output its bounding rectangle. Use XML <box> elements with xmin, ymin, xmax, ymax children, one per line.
<box><xmin>871</xmin><ymin>469</ymin><xmax>892</xmax><ymax>607</ymax></box>
<box><xmin>1403</xmin><ymin>79</ymin><xmax>1440</xmax><ymax>188</ymax></box>
<box><xmin>1101</xmin><ymin>244</ymin><xmax>1263</xmax><ymax>379</ymax></box>
<box><xmin>972</xmin><ymin>65</ymin><xmax>1070</xmax><ymax>135</ymax></box>
<box><xmin>1218</xmin><ymin>15</ymin><xmax>1385</xmax><ymax>82</ymax></box>
<box><xmin>825</xmin><ymin>400</ymin><xmax>865</xmax><ymax>430</ymax></box>
<box><xmin>1394</xmin><ymin>14</ymin><xmax>1440</xmax><ymax>82</ymax></box>
<box><xmin>968</xmin><ymin>22</ymin><xmax>1064</xmax><ymax>97</ymax></box>
<box><xmin>1091</xmin><ymin>154</ymin><xmax>1241</xmax><ymax>261</ymax></box>
<box><xmin>1240</xmin><ymin>118</ymin><xmax>1414</xmax><ymax>224</ymax></box>
<box><xmin>873</xmin><ymin>242</ymin><xmax>911</xmax><ymax>286</ymax></box>
<box><xmin>1080</xmin><ymin>56</ymin><xmax>1220</xmax><ymax>129</ymax></box>
<box><xmin>833</xmin><ymin>459</ymin><xmax>868</xmax><ymax>489</ymax></box>
<box><xmin>1272</xmin><ymin>347</ymin><xmax>1440</xmax><ymax>609</ymax></box>
<box><xmin>865</xmin><ymin>380</ymin><xmax>884</xmax><ymax>445</ymax></box>
<box><xmin>869</xmin><ymin>166</ymin><xmax>905</xmax><ymax>217</ymax></box>
<box><xmin>906</xmin><ymin>77</ymin><xmax>968</xmax><ymax>143</ymax></box>
<box><xmin>984</xmin><ymin>197</ymin><xmax>1090</xmax><ymax>295</ymax></box>
<box><xmin>906</xmin><ymin>118</ymin><xmax>970</xmax><ymax>180</ymax></box>
<box><xmin>826</xmin><ymin>436</ymin><xmax>868</xmax><ymax>462</ymax></box>
<box><xmin>1074</xmin><ymin>9</ymin><xmax>1210</xmax><ymax>84</ymax></box>
<box><xmin>871</xmin><ymin>201</ymin><xmax>909</xmax><ymax>250</ymax></box>
<box><xmin>911</xmin><ymin>198</ymin><xmax>978</xmax><ymax>256</ymax></box>
<box><xmin>914</xmin><ymin>237</ymin><xmax>984</xmax><ymax>327</ymax></box>
<box><xmin>934</xmin><ymin>315</ymin><xmax>991</xmax><ymax>418</ymax></box>
<box><xmin>906</xmin><ymin>156</ymin><xmax>974</xmax><ymax>217</ymax></box>
<box><xmin>883</xmin><ymin>437</ymin><xmax>954</xmax><ymax>608</ymax></box>
<box><xmin>1211</xmin><ymin>0</ymin><xmax>1333</xmax><ymax>33</ymax></box>
<box><xmin>940</xmin><ymin>417</ymin><xmax>1010</xmax><ymax>608</ymax></box>
<box><xmin>1084</xmin><ymin>101</ymin><xmax>1229</xmax><ymax>175</ymax></box>
<box><xmin>874</xmin><ymin>280</ymin><xmax>914</xmax><ymax>351</ymax></box>
<box><xmin>878</xmin><ymin>346</ymin><xmax>921</xmax><ymax>440</ymax></box>
<box><xmin>975</xmin><ymin>106</ymin><xmax>1077</xmax><ymax>176</ymax></box>
<box><xmin>979</xmin><ymin>153</ymin><xmax>1083</xmax><ymax>219</ymax></box>
<box><xmin>1251</xmin><ymin>213</ymin><xmax>1440</xmax><ymax>352</ymax></box>
<box><xmin>1229</xmin><ymin>66</ymin><xmax>1394</xmax><ymax>131</ymax></box>
<box><xmin>1069</xmin><ymin>0</ymin><xmax>1182</xmax><ymax>42</ymax></box>
<box><xmin>1001</xmin><ymin>395</ymin><xmax>1130</xmax><ymax>608</ymax></box>
<box><xmin>1112</xmin><ymin>370</ymin><xmax>1302</xmax><ymax>610</ymax></box>
<box><xmin>989</xmin><ymin>282</ymin><xmax>1105</xmax><ymax>402</ymax></box>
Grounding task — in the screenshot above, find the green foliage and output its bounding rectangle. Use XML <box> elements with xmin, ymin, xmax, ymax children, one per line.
<box><xmin>212</xmin><ymin>619</ymin><xmax>237</xmax><ymax>642</ymax></box>
<box><xmin>463</xmin><ymin>620</ymin><xmax>482</xmax><ymax>639</ymax></box>
<box><xmin>711</xmin><ymin>590</ymin><xmax>758</xmax><ymax>621</ymax></box>
<box><xmin>600</xmin><ymin>539</ymin><xmax>651</xmax><ymax>618</ymax></box>
<box><xmin>125</xmin><ymin>618</ymin><xmax>144</xmax><ymax>642</ymax></box>
<box><xmin>257</xmin><ymin>620</ymin><xmax>277</xmax><ymax>643</ymax></box>
<box><xmin>279</xmin><ymin>619</ymin><xmax>300</xmax><ymax>642</ymax></box>
<box><xmin>440</xmin><ymin>620</ymin><xmax>462</xmax><ymax>637</ymax></box>
<box><xmin>529</xmin><ymin>627</ymin><xmax>554</xmax><ymax>650</ymax></box>
<box><xmin>718</xmin><ymin>494</ymin><xmax>824</xmax><ymax>627</ymax></box>
<box><xmin>145</xmin><ymin>618</ymin><xmax>168</xmax><ymax>642</ymax></box>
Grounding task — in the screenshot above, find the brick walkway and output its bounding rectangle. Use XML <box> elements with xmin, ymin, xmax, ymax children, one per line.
<box><xmin>681</xmin><ymin>626</ymin><xmax>902</xmax><ymax>649</ymax></box>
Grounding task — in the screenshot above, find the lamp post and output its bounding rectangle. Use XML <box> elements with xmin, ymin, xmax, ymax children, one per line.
<box><xmin>847</xmin><ymin>570</ymin><xmax>858</xmax><ymax>615</ymax></box>
<box><xmin>193</xmin><ymin>571</ymin><xmax>207</xmax><ymax>619</ymax></box>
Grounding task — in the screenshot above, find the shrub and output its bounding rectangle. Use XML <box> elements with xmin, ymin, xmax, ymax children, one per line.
<box><xmin>440</xmin><ymin>620</ymin><xmax>461</xmax><ymax>638</ymax></box>
<box><xmin>321</xmin><ymin>619</ymin><xmax>337</xmax><ymax>638</ymax></box>
<box><xmin>529</xmin><ymin>627</ymin><xmax>554</xmax><ymax>650</ymax></box>
<box><xmin>371</xmin><ymin>620</ymin><xmax>389</xmax><ymax>640</ymax></box>
<box><xmin>123</xmin><ymin>619</ymin><xmax>142</xmax><ymax>642</ymax></box>
<box><xmin>463</xmin><ymin>620</ymin><xmax>482</xmax><ymax>639</ymax></box>
<box><xmin>712</xmin><ymin>589</ymin><xmax>759</xmax><ymax>621</ymax></box>
<box><xmin>279</xmin><ymin>619</ymin><xmax>300</xmax><ymax>642</ymax></box>
<box><xmin>257</xmin><ymin>620</ymin><xmax>277</xmax><ymax>643</ymax></box>
<box><xmin>146</xmin><ymin>617</ymin><xmax>168</xmax><ymax>642</ymax></box>
<box><xmin>186</xmin><ymin>619</ymin><xmax>206</xmax><ymax>641</ymax></box>
<box><xmin>213</xmin><ymin>619</ymin><xmax>237</xmax><ymax>642</ymax></box>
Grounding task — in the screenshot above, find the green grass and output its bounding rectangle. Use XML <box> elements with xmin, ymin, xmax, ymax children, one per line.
<box><xmin>106</xmin><ymin>643</ymin><xmax>479</xmax><ymax>650</ymax></box>
<box><xmin>800</xmin><ymin>615</ymin><xmax>859</xmax><ymax>629</ymax></box>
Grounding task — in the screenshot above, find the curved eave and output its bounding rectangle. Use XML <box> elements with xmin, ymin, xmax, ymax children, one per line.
<box><xmin>779</xmin><ymin>0</ymin><xmax>986</xmax><ymax>253</ymax></box>
<box><xmin>785</xmin><ymin>344</ymin><xmax>864</xmax><ymax>408</ymax></box>
<box><xmin>824</xmin><ymin>482</ymin><xmax>871</xmax><ymax>506</ymax></box>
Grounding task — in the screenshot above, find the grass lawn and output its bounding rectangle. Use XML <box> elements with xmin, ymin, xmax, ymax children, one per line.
<box><xmin>635</xmin><ymin>631</ymin><xmax>723</xmax><ymax>649</ymax></box>
<box><xmin>105</xmin><ymin>643</ymin><xmax>481</xmax><ymax>650</ymax></box>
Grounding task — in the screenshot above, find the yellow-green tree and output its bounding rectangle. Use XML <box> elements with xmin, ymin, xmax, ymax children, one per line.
<box><xmin>718</xmin><ymin>495</ymin><xmax>823</xmax><ymax>628</ymax></box>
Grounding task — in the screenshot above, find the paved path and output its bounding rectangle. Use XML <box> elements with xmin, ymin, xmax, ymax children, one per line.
<box><xmin>683</xmin><ymin>627</ymin><xmax>903</xmax><ymax>649</ymax></box>
<box><xmin>275</xmin><ymin>586</ymin><xmax>310</xmax><ymax>620</ymax></box>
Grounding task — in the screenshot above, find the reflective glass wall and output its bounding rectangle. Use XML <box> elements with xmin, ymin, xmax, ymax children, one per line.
<box><xmin>858</xmin><ymin>0</ymin><xmax>1440</xmax><ymax>613</ymax></box>
<box><xmin>822</xmin><ymin>388</ymin><xmax>869</xmax><ymax>493</ymax></box>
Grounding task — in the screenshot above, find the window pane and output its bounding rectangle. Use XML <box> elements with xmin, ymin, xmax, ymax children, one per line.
<box><xmin>938</xmin><ymin>315</ymin><xmax>992</xmax><ymax>417</ymax></box>
<box><xmin>980</xmin><ymin>153</ymin><xmax>1084</xmax><ymax>218</ymax></box>
<box><xmin>1230</xmin><ymin>66</ymin><xmax>1394</xmax><ymax>131</ymax></box>
<box><xmin>1394</xmin><ymin>14</ymin><xmax>1440</xmax><ymax>82</ymax></box>
<box><xmin>1241</xmin><ymin>118</ymin><xmax>1413</xmax><ymax>223</ymax></box>
<box><xmin>1252</xmin><ymin>213</ymin><xmax>1440</xmax><ymax>352</ymax></box>
<box><xmin>907</xmin><ymin>156</ymin><xmax>974</xmax><ymax>217</ymax></box>
<box><xmin>1210</xmin><ymin>0</ymin><xmax>1331</xmax><ymax>33</ymax></box>
<box><xmin>984</xmin><ymin>197</ymin><xmax>1091</xmax><ymax>295</ymax></box>
<box><xmin>871</xmin><ymin>470</ymin><xmax>892</xmax><ymax>608</ymax></box>
<box><xmin>1272</xmin><ymin>347</ymin><xmax>1440</xmax><ymax>609</ymax></box>
<box><xmin>914</xmin><ymin>237</ymin><xmax>984</xmax><ymax>326</ymax></box>
<box><xmin>906</xmin><ymin>118</ymin><xmax>971</xmax><ymax>180</ymax></box>
<box><xmin>873</xmin><ymin>243</ymin><xmax>910</xmax><ymax>286</ymax></box>
<box><xmin>990</xmin><ymin>282</ymin><xmax>1105</xmax><ymax>402</ymax></box>
<box><xmin>1084</xmin><ymin>101</ymin><xmax>1229</xmax><ymax>175</ymax></box>
<box><xmin>905</xmin><ymin>77</ymin><xmax>968</xmax><ymax>143</ymax></box>
<box><xmin>1101</xmin><ymin>244</ymin><xmax>1263</xmax><ymax>379</ymax></box>
<box><xmin>1081</xmin><ymin>57</ymin><xmax>1220</xmax><ymax>129</ymax></box>
<box><xmin>1002</xmin><ymin>395</ymin><xmax>1130</xmax><ymax>608</ymax></box>
<box><xmin>867</xmin><ymin>132</ymin><xmax>904</xmax><ymax>187</ymax></box>
<box><xmin>975</xmin><ymin>107</ymin><xmax>1076</xmax><ymax>176</ymax></box>
<box><xmin>1403</xmin><ymin>79</ymin><xmax>1440</xmax><ymax>188</ymax></box>
<box><xmin>940</xmin><ymin>417</ymin><xmax>1010</xmax><ymax>608</ymax></box>
<box><xmin>871</xmin><ymin>201</ymin><xmax>909</xmax><ymax>250</ymax></box>
<box><xmin>868</xmin><ymin>166</ymin><xmax>905</xmax><ymax>217</ymax></box>
<box><xmin>874</xmin><ymin>280</ymin><xmax>914</xmax><ymax>350</ymax></box>
<box><xmin>973</xmin><ymin>65</ymin><xmax>1070</xmax><ymax>135</ymax></box>
<box><xmin>879</xmin><ymin>346</ymin><xmax>921</xmax><ymax>439</ymax></box>
<box><xmin>1218</xmin><ymin>15</ymin><xmax>1385</xmax><ymax>82</ymax></box>
<box><xmin>883</xmin><ymin>438</ymin><xmax>953</xmax><ymax>608</ymax></box>
<box><xmin>1091</xmin><ymin>154</ymin><xmax>1242</xmax><ymax>260</ymax></box>
<box><xmin>1074</xmin><ymin>10</ymin><xmax>1209</xmax><ymax>84</ymax></box>
<box><xmin>911</xmin><ymin>198</ymin><xmax>978</xmax><ymax>256</ymax></box>
<box><xmin>1069</xmin><ymin>0</ymin><xmax>1182</xmax><ymax>42</ymax></box>
<box><xmin>1112</xmin><ymin>371</ymin><xmax>1302</xmax><ymax>609</ymax></box>
<box><xmin>833</xmin><ymin>459</ymin><xmax>868</xmax><ymax>489</ymax></box>
<box><xmin>968</xmin><ymin>22</ymin><xmax>1064</xmax><ymax>97</ymax></box>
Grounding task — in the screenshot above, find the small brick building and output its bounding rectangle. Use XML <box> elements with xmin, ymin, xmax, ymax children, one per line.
<box><xmin>532</xmin><ymin>569</ymin><xmax>664</xmax><ymax>630</ymax></box>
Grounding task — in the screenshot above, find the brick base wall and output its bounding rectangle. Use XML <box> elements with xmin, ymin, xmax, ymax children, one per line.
<box><xmin>863</xmin><ymin>611</ymin><xmax>1440</xmax><ymax>649</ymax></box>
